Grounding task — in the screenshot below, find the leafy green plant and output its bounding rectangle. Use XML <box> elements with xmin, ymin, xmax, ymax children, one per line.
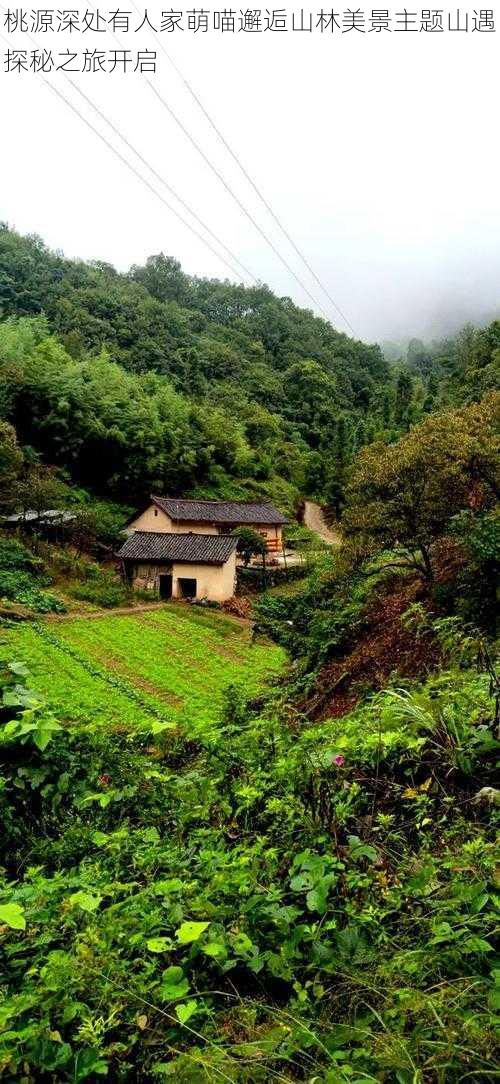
<box><xmin>0</xmin><ymin>537</ymin><xmax>42</xmax><ymax>571</ymax></box>
<box><xmin>0</xmin><ymin>541</ymin><xmax>498</xmax><ymax>1081</ymax></box>
<box><xmin>0</xmin><ymin>659</ymin><xmax>61</xmax><ymax>750</ymax></box>
<box><xmin>0</xmin><ymin>541</ymin><xmax>66</xmax><ymax>612</ymax></box>
<box><xmin>68</xmin><ymin>571</ymin><xmax>132</xmax><ymax>609</ymax></box>
<box><xmin>231</xmin><ymin>526</ymin><xmax>267</xmax><ymax>567</ymax></box>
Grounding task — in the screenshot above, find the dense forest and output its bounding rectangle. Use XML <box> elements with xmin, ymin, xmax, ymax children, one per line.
<box><xmin>0</xmin><ymin>225</ymin><xmax>498</xmax><ymax>1083</ymax></box>
<box><xmin>1</xmin><ymin>224</ymin><xmax>497</xmax><ymax>517</ymax></box>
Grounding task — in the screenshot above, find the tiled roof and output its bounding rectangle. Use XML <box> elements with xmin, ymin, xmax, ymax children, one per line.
<box><xmin>116</xmin><ymin>531</ymin><xmax>238</xmax><ymax>565</ymax></box>
<box><xmin>152</xmin><ymin>496</ymin><xmax>287</xmax><ymax>525</ymax></box>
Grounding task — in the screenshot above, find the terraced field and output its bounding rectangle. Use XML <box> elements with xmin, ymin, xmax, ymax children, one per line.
<box><xmin>0</xmin><ymin>605</ymin><xmax>286</xmax><ymax>737</ymax></box>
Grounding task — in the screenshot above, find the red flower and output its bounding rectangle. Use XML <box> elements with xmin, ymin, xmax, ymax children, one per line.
<box><xmin>333</xmin><ymin>755</ymin><xmax>345</xmax><ymax>767</ymax></box>
<box><xmin>98</xmin><ymin>774</ymin><xmax>110</xmax><ymax>786</ymax></box>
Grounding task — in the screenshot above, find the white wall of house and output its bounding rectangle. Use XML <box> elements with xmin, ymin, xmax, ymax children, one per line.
<box><xmin>171</xmin><ymin>552</ymin><xmax>236</xmax><ymax>601</ymax></box>
<box><xmin>126</xmin><ymin>506</ymin><xmax>218</xmax><ymax>535</ymax></box>
<box><xmin>131</xmin><ymin>550</ymin><xmax>236</xmax><ymax>602</ymax></box>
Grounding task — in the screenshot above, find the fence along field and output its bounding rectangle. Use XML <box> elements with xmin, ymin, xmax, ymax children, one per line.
<box><xmin>0</xmin><ymin>606</ymin><xmax>286</xmax><ymax>737</ymax></box>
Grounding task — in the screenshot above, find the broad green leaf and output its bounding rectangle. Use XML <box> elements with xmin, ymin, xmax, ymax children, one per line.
<box><xmin>290</xmin><ymin>873</ymin><xmax>313</xmax><ymax>891</ymax></box>
<box><xmin>306</xmin><ymin>886</ymin><xmax>328</xmax><ymax>914</ymax></box>
<box><xmin>146</xmin><ymin>937</ymin><xmax>170</xmax><ymax>953</ymax></box>
<box><xmin>0</xmin><ymin>902</ymin><xmax>26</xmax><ymax>930</ymax></box>
<box><xmin>150</xmin><ymin>720</ymin><xmax>176</xmax><ymax>734</ymax></box>
<box><xmin>160</xmin><ymin>966</ymin><xmax>190</xmax><ymax>1000</ymax></box>
<box><xmin>175</xmin><ymin>921</ymin><xmax>209</xmax><ymax>944</ymax></box>
<box><xmin>73</xmin><ymin>1046</ymin><xmax>108</xmax><ymax>1080</ymax></box>
<box><xmin>202</xmin><ymin>941</ymin><xmax>227</xmax><ymax>958</ymax></box>
<box><xmin>91</xmin><ymin>831</ymin><xmax>109</xmax><ymax>846</ymax></box>
<box><xmin>141</xmin><ymin>827</ymin><xmax>160</xmax><ymax>843</ymax></box>
<box><xmin>160</xmin><ymin>978</ymin><xmax>189</xmax><ymax>1001</ymax></box>
<box><xmin>175</xmin><ymin>1000</ymin><xmax>198</xmax><ymax>1025</ymax></box>
<box><xmin>3</xmin><ymin>689</ymin><xmax>27</xmax><ymax>707</ymax></box>
<box><xmin>33</xmin><ymin>715</ymin><xmax>62</xmax><ymax>751</ymax></box>
<box><xmin>163</xmin><ymin>966</ymin><xmax>184</xmax><ymax>984</ymax></box>
<box><xmin>153</xmin><ymin>879</ymin><xmax>184</xmax><ymax>895</ymax></box>
<box><xmin>347</xmin><ymin>835</ymin><xmax>378</xmax><ymax>863</ymax></box>
<box><xmin>69</xmin><ymin>891</ymin><xmax>102</xmax><ymax>913</ymax></box>
<box><xmin>463</xmin><ymin>936</ymin><xmax>493</xmax><ymax>954</ymax></box>
<box><xmin>230</xmin><ymin>931</ymin><xmax>253</xmax><ymax>954</ymax></box>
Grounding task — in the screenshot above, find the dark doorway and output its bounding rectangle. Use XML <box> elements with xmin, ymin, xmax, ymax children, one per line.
<box><xmin>159</xmin><ymin>574</ymin><xmax>173</xmax><ymax>599</ymax></box>
<box><xmin>178</xmin><ymin>577</ymin><xmax>197</xmax><ymax>599</ymax></box>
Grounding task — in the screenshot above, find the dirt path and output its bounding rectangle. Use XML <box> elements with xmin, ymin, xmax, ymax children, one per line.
<box><xmin>43</xmin><ymin>601</ymin><xmax>253</xmax><ymax>628</ymax></box>
<box><xmin>303</xmin><ymin>501</ymin><xmax>341</xmax><ymax>545</ymax></box>
<box><xmin>44</xmin><ymin>602</ymin><xmax>167</xmax><ymax>622</ymax></box>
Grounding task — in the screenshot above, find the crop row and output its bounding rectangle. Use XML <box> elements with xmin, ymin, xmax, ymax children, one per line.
<box><xmin>32</xmin><ymin>623</ymin><xmax>174</xmax><ymax>729</ymax></box>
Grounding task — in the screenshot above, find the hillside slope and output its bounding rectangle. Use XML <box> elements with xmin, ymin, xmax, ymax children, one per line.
<box><xmin>2</xmin><ymin>226</ymin><xmax>499</xmax><ymax>514</ymax></box>
<box><xmin>0</xmin><ymin>226</ymin><xmax>392</xmax><ymax>507</ymax></box>
<box><xmin>0</xmin><ymin>382</ymin><xmax>498</xmax><ymax>1082</ymax></box>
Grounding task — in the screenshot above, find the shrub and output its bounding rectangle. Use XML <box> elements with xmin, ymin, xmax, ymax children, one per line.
<box><xmin>0</xmin><ymin>537</ymin><xmax>41</xmax><ymax>571</ymax></box>
<box><xmin>0</xmin><ymin>549</ymin><xmax>66</xmax><ymax>612</ymax></box>
<box><xmin>237</xmin><ymin>564</ymin><xmax>306</xmax><ymax>594</ymax></box>
<box><xmin>69</xmin><ymin>575</ymin><xmax>131</xmax><ymax>609</ymax></box>
<box><xmin>231</xmin><ymin>526</ymin><xmax>267</xmax><ymax>566</ymax></box>
<box><xmin>13</xmin><ymin>588</ymin><xmax>66</xmax><ymax>613</ymax></box>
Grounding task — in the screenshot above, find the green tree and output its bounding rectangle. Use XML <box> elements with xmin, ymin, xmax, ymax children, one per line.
<box><xmin>16</xmin><ymin>465</ymin><xmax>68</xmax><ymax>521</ymax></box>
<box><xmin>5</xmin><ymin>224</ymin><xmax>488</xmax><ymax>515</ymax></box>
<box><xmin>130</xmin><ymin>253</ymin><xmax>192</xmax><ymax>307</ymax></box>
<box><xmin>407</xmin><ymin>337</ymin><xmax>432</xmax><ymax>376</ymax></box>
<box><xmin>394</xmin><ymin>369</ymin><xmax>414</xmax><ymax>429</ymax></box>
<box><xmin>0</xmin><ymin>421</ymin><xmax>22</xmax><ymax>513</ymax></box>
<box><xmin>324</xmin><ymin>415</ymin><xmax>352</xmax><ymax>517</ymax></box>
<box><xmin>232</xmin><ymin>527</ymin><xmax>267</xmax><ymax>567</ymax></box>
<box><xmin>68</xmin><ymin>502</ymin><xmax>130</xmax><ymax>555</ymax></box>
<box><xmin>343</xmin><ymin>393</ymin><xmax>500</xmax><ymax>580</ymax></box>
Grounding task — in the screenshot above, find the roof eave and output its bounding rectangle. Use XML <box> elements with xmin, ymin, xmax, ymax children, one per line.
<box><xmin>149</xmin><ymin>495</ymin><xmax>287</xmax><ymax>525</ymax></box>
<box><xmin>122</xmin><ymin>558</ymin><xmax>225</xmax><ymax>566</ymax></box>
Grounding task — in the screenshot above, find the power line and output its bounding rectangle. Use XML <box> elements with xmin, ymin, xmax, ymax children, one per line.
<box><xmin>43</xmin><ymin>82</ymin><xmax>248</xmax><ymax>284</ymax></box>
<box><xmin>142</xmin><ymin>75</ymin><xmax>333</xmax><ymax>322</ymax></box>
<box><xmin>127</xmin><ymin>0</ymin><xmax>356</xmax><ymax>334</ymax></box>
<box><xmin>3</xmin><ymin>14</ymin><xmax>354</xmax><ymax>330</ymax></box>
<box><xmin>66</xmin><ymin>78</ymin><xmax>259</xmax><ymax>284</ymax></box>
<box><xmin>152</xmin><ymin>55</ymin><xmax>356</xmax><ymax>333</ymax></box>
<box><xmin>82</xmin><ymin>2</ymin><xmax>334</xmax><ymax>322</ymax></box>
<box><xmin>0</xmin><ymin>26</ymin><xmax>249</xmax><ymax>283</ymax></box>
<box><xmin>42</xmin><ymin>0</ymin><xmax>340</xmax><ymax>321</ymax></box>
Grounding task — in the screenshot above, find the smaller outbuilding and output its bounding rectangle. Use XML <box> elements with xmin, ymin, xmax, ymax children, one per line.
<box><xmin>1</xmin><ymin>509</ymin><xmax>77</xmax><ymax>542</ymax></box>
<box><xmin>2</xmin><ymin>509</ymin><xmax>77</xmax><ymax>528</ymax></box>
<box><xmin>116</xmin><ymin>531</ymin><xmax>238</xmax><ymax>603</ymax></box>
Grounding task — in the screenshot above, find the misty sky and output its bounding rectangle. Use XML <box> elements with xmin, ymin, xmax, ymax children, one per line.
<box><xmin>2</xmin><ymin>6</ymin><xmax>500</xmax><ymax>344</ymax></box>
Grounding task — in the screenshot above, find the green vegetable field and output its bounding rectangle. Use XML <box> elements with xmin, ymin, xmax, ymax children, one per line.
<box><xmin>0</xmin><ymin>606</ymin><xmax>286</xmax><ymax>738</ymax></box>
